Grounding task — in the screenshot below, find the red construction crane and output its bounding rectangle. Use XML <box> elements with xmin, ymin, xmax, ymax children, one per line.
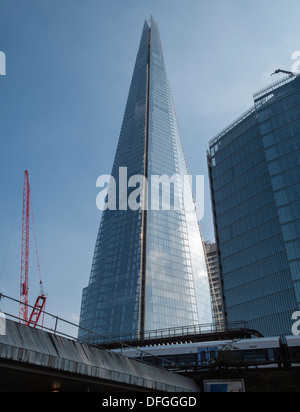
<box><xmin>19</xmin><ymin>170</ymin><xmax>47</xmax><ymax>328</ymax></box>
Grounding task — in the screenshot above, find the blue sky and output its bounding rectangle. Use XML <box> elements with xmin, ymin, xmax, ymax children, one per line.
<box><xmin>0</xmin><ymin>0</ymin><xmax>300</xmax><ymax>328</ymax></box>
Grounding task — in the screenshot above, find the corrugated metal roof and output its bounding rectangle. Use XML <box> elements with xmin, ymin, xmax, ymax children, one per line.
<box><xmin>0</xmin><ymin>319</ymin><xmax>199</xmax><ymax>392</ymax></box>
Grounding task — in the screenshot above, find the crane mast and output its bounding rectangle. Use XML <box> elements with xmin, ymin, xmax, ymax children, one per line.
<box><xmin>20</xmin><ymin>171</ymin><xmax>30</xmax><ymax>324</ymax></box>
<box><xmin>19</xmin><ymin>170</ymin><xmax>47</xmax><ymax>328</ymax></box>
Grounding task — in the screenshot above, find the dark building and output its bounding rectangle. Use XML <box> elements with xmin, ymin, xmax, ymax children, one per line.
<box><xmin>208</xmin><ymin>74</ymin><xmax>300</xmax><ymax>337</ymax></box>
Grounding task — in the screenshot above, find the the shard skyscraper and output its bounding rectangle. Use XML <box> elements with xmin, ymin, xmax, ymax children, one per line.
<box><xmin>79</xmin><ymin>16</ymin><xmax>212</xmax><ymax>342</ymax></box>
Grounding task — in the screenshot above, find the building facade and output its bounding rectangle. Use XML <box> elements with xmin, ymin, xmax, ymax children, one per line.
<box><xmin>79</xmin><ymin>17</ymin><xmax>212</xmax><ymax>343</ymax></box>
<box><xmin>208</xmin><ymin>74</ymin><xmax>300</xmax><ymax>337</ymax></box>
<box><xmin>204</xmin><ymin>242</ymin><xmax>226</xmax><ymax>326</ymax></box>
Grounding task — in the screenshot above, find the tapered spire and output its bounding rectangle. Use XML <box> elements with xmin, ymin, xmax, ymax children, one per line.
<box><xmin>79</xmin><ymin>17</ymin><xmax>212</xmax><ymax>343</ymax></box>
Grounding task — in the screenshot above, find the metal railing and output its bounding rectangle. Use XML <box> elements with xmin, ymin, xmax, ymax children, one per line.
<box><xmin>0</xmin><ymin>293</ymin><xmax>180</xmax><ymax>371</ymax></box>
<box><xmin>0</xmin><ymin>293</ymin><xmax>257</xmax><ymax>373</ymax></box>
<box><xmin>95</xmin><ymin>320</ymin><xmax>249</xmax><ymax>345</ymax></box>
<box><xmin>209</xmin><ymin>106</ymin><xmax>256</xmax><ymax>146</ymax></box>
<box><xmin>253</xmin><ymin>73</ymin><xmax>298</xmax><ymax>101</ymax></box>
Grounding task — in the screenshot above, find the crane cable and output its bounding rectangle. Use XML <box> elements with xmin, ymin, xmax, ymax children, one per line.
<box><xmin>30</xmin><ymin>199</ymin><xmax>45</xmax><ymax>296</ymax></box>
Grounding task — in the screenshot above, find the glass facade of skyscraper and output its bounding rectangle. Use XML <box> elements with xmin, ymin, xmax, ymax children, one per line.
<box><xmin>208</xmin><ymin>75</ymin><xmax>300</xmax><ymax>338</ymax></box>
<box><xmin>79</xmin><ymin>17</ymin><xmax>212</xmax><ymax>343</ymax></box>
<box><xmin>204</xmin><ymin>242</ymin><xmax>226</xmax><ymax>326</ymax></box>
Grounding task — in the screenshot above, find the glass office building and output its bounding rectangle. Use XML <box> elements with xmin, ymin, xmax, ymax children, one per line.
<box><xmin>208</xmin><ymin>74</ymin><xmax>300</xmax><ymax>337</ymax></box>
<box><xmin>204</xmin><ymin>242</ymin><xmax>226</xmax><ymax>326</ymax></box>
<box><xmin>79</xmin><ymin>17</ymin><xmax>212</xmax><ymax>343</ymax></box>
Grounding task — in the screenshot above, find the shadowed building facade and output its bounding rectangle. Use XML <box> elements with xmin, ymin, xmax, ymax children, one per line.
<box><xmin>204</xmin><ymin>241</ymin><xmax>226</xmax><ymax>326</ymax></box>
<box><xmin>208</xmin><ymin>74</ymin><xmax>300</xmax><ymax>337</ymax></box>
